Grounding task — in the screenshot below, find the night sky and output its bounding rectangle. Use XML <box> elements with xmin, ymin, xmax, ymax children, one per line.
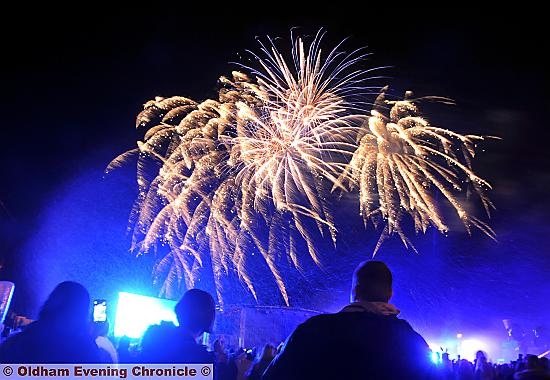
<box><xmin>1</xmin><ymin>6</ymin><xmax>548</xmax><ymax>356</ymax></box>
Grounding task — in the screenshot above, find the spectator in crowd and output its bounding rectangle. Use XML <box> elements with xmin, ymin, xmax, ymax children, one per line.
<box><xmin>246</xmin><ymin>343</ymin><xmax>277</xmax><ymax>380</ymax></box>
<box><xmin>262</xmin><ymin>260</ymin><xmax>436</xmax><ymax>380</ymax></box>
<box><xmin>0</xmin><ymin>281</ymin><xmax>103</xmax><ymax>363</ymax></box>
<box><xmin>116</xmin><ymin>335</ymin><xmax>133</xmax><ymax>364</ymax></box>
<box><xmin>234</xmin><ymin>350</ymin><xmax>254</xmax><ymax>380</ymax></box>
<box><xmin>140</xmin><ymin>288</ymin><xmax>244</xmax><ymax>379</ymax></box>
<box><xmin>440</xmin><ymin>352</ymin><xmax>455</xmax><ymax>380</ymax></box>
<box><xmin>140</xmin><ymin>288</ymin><xmax>216</xmax><ymax>364</ymax></box>
<box><xmin>457</xmin><ymin>359</ymin><xmax>475</xmax><ymax>380</ymax></box>
<box><xmin>213</xmin><ymin>337</ymin><xmax>240</xmax><ymax>380</ymax></box>
<box><xmin>474</xmin><ymin>350</ymin><xmax>496</xmax><ymax>380</ymax></box>
<box><xmin>514</xmin><ymin>354</ymin><xmax>550</xmax><ymax>379</ymax></box>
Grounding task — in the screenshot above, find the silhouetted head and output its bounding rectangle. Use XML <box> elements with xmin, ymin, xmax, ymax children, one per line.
<box><xmin>174</xmin><ymin>289</ymin><xmax>215</xmax><ymax>336</ymax></box>
<box><xmin>39</xmin><ymin>281</ymin><xmax>90</xmax><ymax>329</ymax></box>
<box><xmin>351</xmin><ymin>260</ymin><xmax>393</xmax><ymax>302</ymax></box>
<box><xmin>525</xmin><ymin>354</ymin><xmax>540</xmax><ymax>370</ymax></box>
<box><xmin>475</xmin><ymin>350</ymin><xmax>488</xmax><ymax>366</ymax></box>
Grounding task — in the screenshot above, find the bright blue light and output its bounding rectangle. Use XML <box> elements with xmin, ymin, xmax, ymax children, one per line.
<box><xmin>0</xmin><ymin>281</ymin><xmax>15</xmax><ymax>324</ymax></box>
<box><xmin>114</xmin><ymin>292</ymin><xmax>178</xmax><ymax>339</ymax></box>
<box><xmin>431</xmin><ymin>351</ymin><xmax>441</xmax><ymax>364</ymax></box>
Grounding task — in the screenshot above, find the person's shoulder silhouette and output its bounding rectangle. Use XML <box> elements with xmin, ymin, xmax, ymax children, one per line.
<box><xmin>262</xmin><ymin>260</ymin><xmax>435</xmax><ymax>380</ymax></box>
<box><xmin>0</xmin><ymin>281</ymin><xmax>102</xmax><ymax>364</ymax></box>
<box><xmin>139</xmin><ymin>289</ymin><xmax>216</xmax><ymax>365</ymax></box>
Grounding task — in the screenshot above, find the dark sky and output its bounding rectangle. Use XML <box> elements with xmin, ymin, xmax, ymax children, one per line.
<box><xmin>1</xmin><ymin>6</ymin><xmax>548</xmax><ymax>354</ymax></box>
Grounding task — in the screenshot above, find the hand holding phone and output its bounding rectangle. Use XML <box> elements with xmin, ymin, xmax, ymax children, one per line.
<box><xmin>93</xmin><ymin>299</ymin><xmax>107</xmax><ymax>322</ymax></box>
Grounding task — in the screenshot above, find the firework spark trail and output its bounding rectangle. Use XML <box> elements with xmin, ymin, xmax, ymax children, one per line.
<box><xmin>340</xmin><ymin>87</ymin><xmax>496</xmax><ymax>254</ymax></box>
<box><xmin>108</xmin><ymin>31</ymin><xmax>495</xmax><ymax>305</ymax></box>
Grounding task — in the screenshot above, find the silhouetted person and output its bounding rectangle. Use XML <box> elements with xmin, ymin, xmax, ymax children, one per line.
<box><xmin>514</xmin><ymin>354</ymin><xmax>550</xmax><ymax>380</ymax></box>
<box><xmin>0</xmin><ymin>281</ymin><xmax>102</xmax><ymax>363</ymax></box>
<box><xmin>262</xmin><ymin>260</ymin><xmax>435</xmax><ymax>380</ymax></box>
<box><xmin>457</xmin><ymin>359</ymin><xmax>475</xmax><ymax>380</ymax></box>
<box><xmin>440</xmin><ymin>352</ymin><xmax>455</xmax><ymax>380</ymax></box>
<box><xmin>474</xmin><ymin>350</ymin><xmax>495</xmax><ymax>380</ymax></box>
<box><xmin>140</xmin><ymin>288</ymin><xmax>216</xmax><ymax>364</ymax></box>
<box><xmin>246</xmin><ymin>343</ymin><xmax>277</xmax><ymax>380</ymax></box>
<box><xmin>117</xmin><ymin>335</ymin><xmax>133</xmax><ymax>364</ymax></box>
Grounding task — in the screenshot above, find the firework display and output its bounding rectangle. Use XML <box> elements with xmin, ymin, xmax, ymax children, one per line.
<box><xmin>108</xmin><ymin>30</ymin><xmax>494</xmax><ymax>304</ymax></box>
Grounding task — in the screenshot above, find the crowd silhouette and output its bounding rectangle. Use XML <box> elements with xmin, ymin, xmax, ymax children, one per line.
<box><xmin>0</xmin><ymin>263</ymin><xmax>548</xmax><ymax>380</ymax></box>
